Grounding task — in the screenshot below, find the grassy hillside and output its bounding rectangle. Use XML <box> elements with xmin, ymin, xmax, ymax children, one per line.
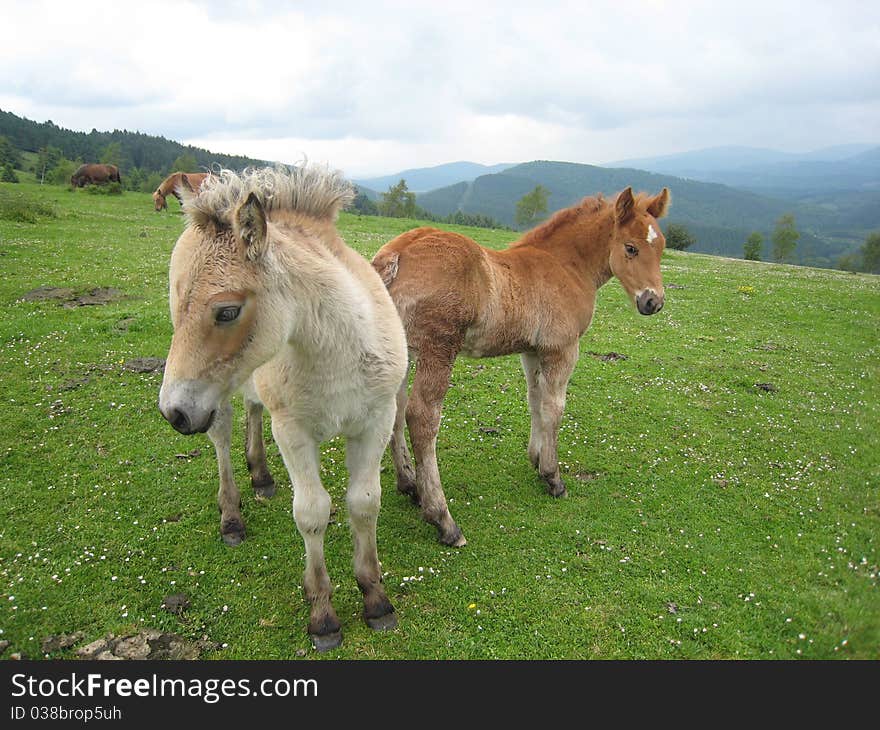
<box><xmin>0</xmin><ymin>180</ymin><xmax>877</xmax><ymax>660</ymax></box>
<box><xmin>416</xmin><ymin>161</ymin><xmax>874</xmax><ymax>267</ymax></box>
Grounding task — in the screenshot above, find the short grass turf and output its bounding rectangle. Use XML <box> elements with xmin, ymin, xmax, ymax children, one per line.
<box><xmin>0</xmin><ymin>179</ymin><xmax>877</xmax><ymax>659</ymax></box>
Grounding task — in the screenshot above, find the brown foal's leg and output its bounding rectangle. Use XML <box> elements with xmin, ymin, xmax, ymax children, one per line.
<box><xmin>208</xmin><ymin>400</ymin><xmax>246</xmax><ymax>546</ymax></box>
<box><xmin>244</xmin><ymin>395</ymin><xmax>276</xmax><ymax>498</ymax></box>
<box><xmin>535</xmin><ymin>345</ymin><xmax>579</xmax><ymax>497</ymax></box>
<box><xmin>389</xmin><ymin>362</ymin><xmax>418</xmax><ymax>502</ymax></box>
<box><xmin>406</xmin><ymin>354</ymin><xmax>465</xmax><ymax>546</ymax></box>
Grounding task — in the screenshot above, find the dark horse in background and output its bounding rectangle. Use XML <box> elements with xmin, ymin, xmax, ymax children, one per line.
<box><xmin>70</xmin><ymin>163</ymin><xmax>121</xmax><ymax>187</ymax></box>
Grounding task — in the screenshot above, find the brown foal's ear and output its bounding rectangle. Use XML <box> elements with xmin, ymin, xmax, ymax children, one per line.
<box><xmin>615</xmin><ymin>186</ymin><xmax>635</xmax><ymax>224</ymax></box>
<box><xmin>647</xmin><ymin>187</ymin><xmax>670</xmax><ymax>219</ymax></box>
<box><xmin>234</xmin><ymin>192</ymin><xmax>268</xmax><ymax>257</ymax></box>
<box><xmin>178</xmin><ymin>174</ymin><xmax>194</xmax><ymax>193</ymax></box>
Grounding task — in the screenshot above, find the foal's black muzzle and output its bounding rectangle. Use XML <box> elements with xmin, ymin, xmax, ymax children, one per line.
<box><xmin>637</xmin><ymin>290</ymin><xmax>664</xmax><ymax>315</ymax></box>
<box><xmin>160</xmin><ymin>405</ymin><xmax>216</xmax><ymax>435</ymax></box>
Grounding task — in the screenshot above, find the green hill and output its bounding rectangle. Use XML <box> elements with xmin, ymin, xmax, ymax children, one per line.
<box><xmin>417</xmin><ymin>160</ymin><xmax>874</xmax><ymax>267</ymax></box>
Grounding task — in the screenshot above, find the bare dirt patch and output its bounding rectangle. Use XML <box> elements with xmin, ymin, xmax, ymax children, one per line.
<box><xmin>587</xmin><ymin>351</ymin><xmax>629</xmax><ymax>362</ymax></box>
<box><xmin>75</xmin><ymin>630</ymin><xmax>220</xmax><ymax>660</ymax></box>
<box><xmin>122</xmin><ymin>357</ymin><xmax>165</xmax><ymax>373</ymax></box>
<box><xmin>20</xmin><ymin>286</ymin><xmax>126</xmax><ymax>307</ymax></box>
<box><xmin>41</xmin><ymin>631</ymin><xmax>85</xmax><ymax>653</ymax></box>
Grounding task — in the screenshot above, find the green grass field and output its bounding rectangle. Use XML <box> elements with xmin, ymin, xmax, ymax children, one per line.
<box><xmin>1</xmin><ymin>179</ymin><xmax>877</xmax><ymax>660</ymax></box>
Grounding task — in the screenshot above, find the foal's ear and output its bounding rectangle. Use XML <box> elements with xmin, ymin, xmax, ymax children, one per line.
<box><xmin>615</xmin><ymin>187</ymin><xmax>635</xmax><ymax>224</ymax></box>
<box><xmin>234</xmin><ymin>192</ymin><xmax>268</xmax><ymax>256</ymax></box>
<box><xmin>646</xmin><ymin>188</ymin><xmax>670</xmax><ymax>219</ymax></box>
<box><xmin>178</xmin><ymin>174</ymin><xmax>194</xmax><ymax>193</ymax></box>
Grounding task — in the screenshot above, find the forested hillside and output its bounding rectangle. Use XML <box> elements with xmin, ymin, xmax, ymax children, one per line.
<box><xmin>416</xmin><ymin>160</ymin><xmax>876</xmax><ymax>267</ymax></box>
<box><xmin>0</xmin><ymin>109</ymin><xmax>268</xmax><ymax>191</ymax></box>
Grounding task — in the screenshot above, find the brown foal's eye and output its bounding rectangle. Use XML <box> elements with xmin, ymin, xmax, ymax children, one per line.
<box><xmin>215</xmin><ymin>305</ymin><xmax>241</xmax><ymax>324</ymax></box>
<box><xmin>625</xmin><ymin>244</ymin><xmax>639</xmax><ymax>257</ymax></box>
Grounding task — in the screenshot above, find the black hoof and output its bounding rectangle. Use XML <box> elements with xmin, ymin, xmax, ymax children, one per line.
<box><xmin>366</xmin><ymin>611</ymin><xmax>398</xmax><ymax>632</ymax></box>
<box><xmin>252</xmin><ymin>477</ymin><xmax>276</xmax><ymax>499</ymax></box>
<box><xmin>221</xmin><ymin>530</ymin><xmax>244</xmax><ymax>547</ymax></box>
<box><xmin>547</xmin><ymin>481</ymin><xmax>567</xmax><ymax>498</ymax></box>
<box><xmin>397</xmin><ymin>477</ymin><xmax>420</xmax><ymax>505</ymax></box>
<box><xmin>310</xmin><ymin>631</ymin><xmax>342</xmax><ymax>652</ymax></box>
<box><xmin>221</xmin><ymin>517</ymin><xmax>245</xmax><ymax>546</ymax></box>
<box><xmin>439</xmin><ymin>524</ymin><xmax>467</xmax><ymax>548</ymax></box>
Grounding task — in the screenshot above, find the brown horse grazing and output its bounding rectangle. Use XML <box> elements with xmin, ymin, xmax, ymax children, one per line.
<box><xmin>71</xmin><ymin>163</ymin><xmax>121</xmax><ymax>187</ymax></box>
<box><xmin>372</xmin><ymin>187</ymin><xmax>670</xmax><ymax>546</ymax></box>
<box><xmin>159</xmin><ymin>165</ymin><xmax>407</xmax><ymax>651</ymax></box>
<box><xmin>153</xmin><ymin>172</ymin><xmax>209</xmax><ymax>211</ymax></box>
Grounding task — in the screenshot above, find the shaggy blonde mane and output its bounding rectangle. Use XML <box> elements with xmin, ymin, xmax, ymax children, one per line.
<box><xmin>183</xmin><ymin>164</ymin><xmax>354</xmax><ymax>230</ymax></box>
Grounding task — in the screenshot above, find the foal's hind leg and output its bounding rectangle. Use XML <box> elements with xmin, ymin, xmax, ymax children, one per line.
<box><xmin>533</xmin><ymin>345</ymin><xmax>579</xmax><ymax>498</ymax></box>
<box><xmin>243</xmin><ymin>394</ymin><xmax>276</xmax><ymax>498</ymax></box>
<box><xmin>390</xmin><ymin>362</ymin><xmax>418</xmax><ymax>502</ymax></box>
<box><xmin>407</xmin><ymin>354</ymin><xmax>465</xmax><ymax>546</ymax></box>
<box><xmin>208</xmin><ymin>401</ymin><xmax>246</xmax><ymax>546</ymax></box>
<box><xmin>272</xmin><ymin>420</ymin><xmax>341</xmax><ymax>651</ymax></box>
<box><xmin>346</xmin><ymin>412</ymin><xmax>397</xmax><ymax>632</ymax></box>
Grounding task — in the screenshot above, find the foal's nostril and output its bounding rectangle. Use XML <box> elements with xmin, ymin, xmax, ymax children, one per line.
<box><xmin>637</xmin><ymin>290</ymin><xmax>663</xmax><ymax>315</ymax></box>
<box><xmin>165</xmin><ymin>407</ymin><xmax>191</xmax><ymax>434</ymax></box>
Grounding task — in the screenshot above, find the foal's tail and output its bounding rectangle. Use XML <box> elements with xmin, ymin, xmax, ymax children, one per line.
<box><xmin>371</xmin><ymin>250</ymin><xmax>400</xmax><ymax>287</ymax></box>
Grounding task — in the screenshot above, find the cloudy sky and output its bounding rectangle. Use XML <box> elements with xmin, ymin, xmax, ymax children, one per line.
<box><xmin>1</xmin><ymin>1</ymin><xmax>878</xmax><ymax>177</ymax></box>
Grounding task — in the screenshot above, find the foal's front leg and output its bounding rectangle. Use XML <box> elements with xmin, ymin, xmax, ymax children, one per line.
<box><xmin>243</xmin><ymin>393</ymin><xmax>276</xmax><ymax>498</ymax></box>
<box><xmin>207</xmin><ymin>400</ymin><xmax>245</xmax><ymax>546</ymax></box>
<box><xmin>346</xmin><ymin>412</ymin><xmax>397</xmax><ymax>632</ymax></box>
<box><xmin>272</xmin><ymin>419</ymin><xmax>341</xmax><ymax>651</ymax></box>
<box><xmin>532</xmin><ymin>345</ymin><xmax>579</xmax><ymax>498</ymax></box>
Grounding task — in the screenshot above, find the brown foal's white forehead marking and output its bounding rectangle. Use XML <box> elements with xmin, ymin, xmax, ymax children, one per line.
<box><xmin>647</xmin><ymin>224</ymin><xmax>659</xmax><ymax>245</ymax></box>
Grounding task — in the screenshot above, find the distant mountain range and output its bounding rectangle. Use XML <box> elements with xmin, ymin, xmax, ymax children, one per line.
<box><xmin>354</xmin><ymin>161</ymin><xmax>514</xmax><ymax>193</ymax></box>
<box><xmin>408</xmin><ymin>158</ymin><xmax>880</xmax><ymax>267</ymax></box>
<box><xmin>604</xmin><ymin>144</ymin><xmax>880</xmax><ymax>199</ymax></box>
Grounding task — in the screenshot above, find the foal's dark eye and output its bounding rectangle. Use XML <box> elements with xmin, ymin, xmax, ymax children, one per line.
<box><xmin>625</xmin><ymin>244</ymin><xmax>639</xmax><ymax>257</ymax></box>
<box><xmin>215</xmin><ymin>306</ymin><xmax>241</xmax><ymax>324</ymax></box>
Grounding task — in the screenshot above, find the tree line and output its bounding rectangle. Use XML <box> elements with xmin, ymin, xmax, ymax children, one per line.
<box><xmin>352</xmin><ymin>179</ymin><xmax>508</xmax><ymax>230</ymax></box>
<box><xmin>0</xmin><ymin>109</ymin><xmax>266</xmax><ymax>192</ymax></box>
<box><xmin>509</xmin><ymin>182</ymin><xmax>879</xmax><ymax>273</ymax></box>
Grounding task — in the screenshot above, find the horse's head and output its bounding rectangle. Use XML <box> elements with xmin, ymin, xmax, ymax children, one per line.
<box><xmin>158</xmin><ymin>191</ymin><xmax>281</xmax><ymax>434</ymax></box>
<box><xmin>608</xmin><ymin>187</ymin><xmax>670</xmax><ymax>315</ymax></box>
<box><xmin>152</xmin><ymin>190</ymin><xmax>167</xmax><ymax>211</ymax></box>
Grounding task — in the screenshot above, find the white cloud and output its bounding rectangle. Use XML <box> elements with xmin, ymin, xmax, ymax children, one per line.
<box><xmin>1</xmin><ymin>0</ymin><xmax>878</xmax><ymax>176</ymax></box>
